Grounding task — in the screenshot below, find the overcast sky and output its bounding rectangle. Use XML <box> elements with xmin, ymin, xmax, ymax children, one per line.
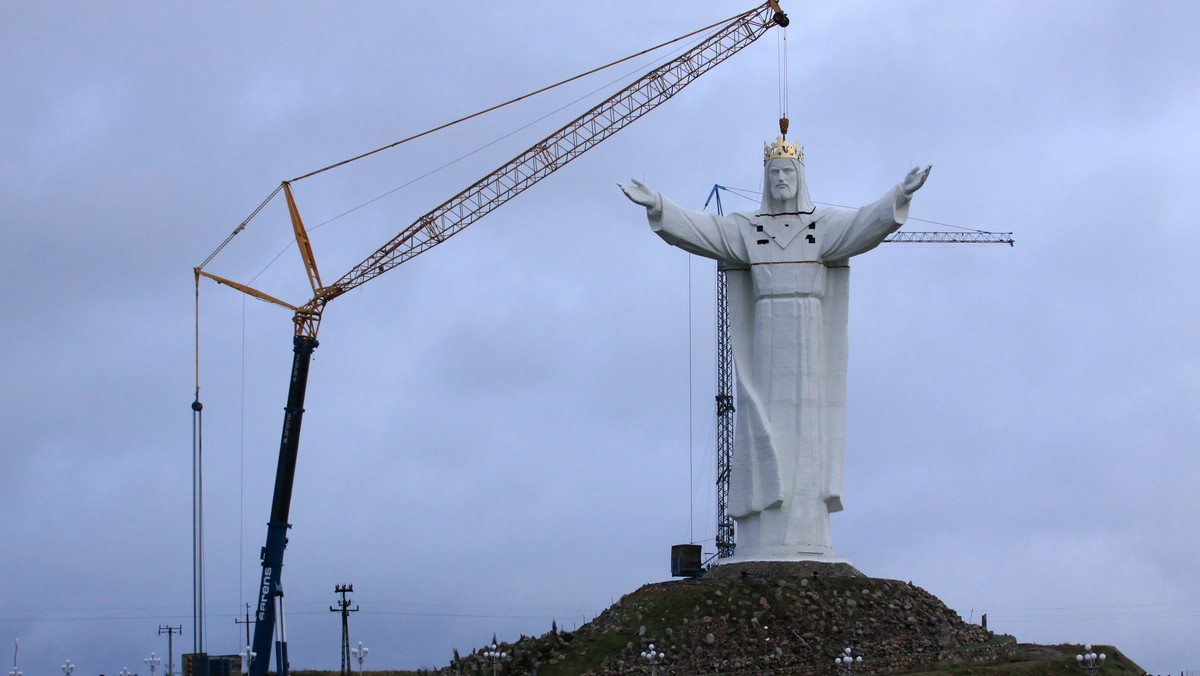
<box><xmin>2</xmin><ymin>1</ymin><xmax>1198</xmax><ymax>675</ymax></box>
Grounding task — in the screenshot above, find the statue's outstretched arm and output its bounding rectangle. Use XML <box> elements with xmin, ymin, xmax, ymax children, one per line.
<box><xmin>821</xmin><ymin>166</ymin><xmax>930</xmax><ymax>260</ymax></box>
<box><xmin>621</xmin><ymin>180</ymin><xmax>748</xmax><ymax>263</ymax></box>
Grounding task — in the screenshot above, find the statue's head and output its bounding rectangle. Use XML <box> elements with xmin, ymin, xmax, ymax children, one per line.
<box><xmin>761</xmin><ymin>136</ymin><xmax>814</xmax><ymax>215</ymax></box>
<box><xmin>767</xmin><ymin>159</ymin><xmax>799</xmax><ymax>202</ymax></box>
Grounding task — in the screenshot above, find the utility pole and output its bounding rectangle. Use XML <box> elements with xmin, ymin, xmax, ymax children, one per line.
<box><xmin>329</xmin><ymin>585</ymin><xmax>358</xmax><ymax>676</ymax></box>
<box><xmin>159</xmin><ymin>626</ymin><xmax>183</xmax><ymax>676</ymax></box>
<box><xmin>234</xmin><ymin>604</ymin><xmax>253</xmax><ymax>652</ymax></box>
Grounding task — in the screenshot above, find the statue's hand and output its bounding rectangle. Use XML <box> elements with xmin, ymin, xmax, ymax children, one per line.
<box><xmin>618</xmin><ymin>178</ymin><xmax>658</xmax><ymax>209</ymax></box>
<box><xmin>902</xmin><ymin>165</ymin><xmax>932</xmax><ymax>195</ymax></box>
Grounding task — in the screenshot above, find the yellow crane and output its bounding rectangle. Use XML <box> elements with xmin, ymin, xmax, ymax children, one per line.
<box><xmin>194</xmin><ymin>4</ymin><xmax>789</xmax><ymax>675</ymax></box>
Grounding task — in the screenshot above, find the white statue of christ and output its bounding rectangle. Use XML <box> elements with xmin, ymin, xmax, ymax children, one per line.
<box><xmin>620</xmin><ymin>137</ymin><xmax>930</xmax><ymax>561</ymax></box>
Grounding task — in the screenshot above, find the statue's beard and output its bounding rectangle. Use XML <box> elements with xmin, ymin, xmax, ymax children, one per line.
<box><xmin>770</xmin><ymin>184</ymin><xmax>796</xmax><ymax>204</ymax></box>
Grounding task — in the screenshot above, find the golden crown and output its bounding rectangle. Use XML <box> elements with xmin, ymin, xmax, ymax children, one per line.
<box><xmin>764</xmin><ymin>135</ymin><xmax>803</xmax><ymax>164</ymax></box>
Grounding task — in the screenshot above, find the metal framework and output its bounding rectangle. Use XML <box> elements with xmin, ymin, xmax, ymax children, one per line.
<box><xmin>715</xmin><ymin>261</ymin><xmax>737</xmax><ymax>559</ymax></box>
<box><xmin>884</xmin><ymin>231</ymin><xmax>1014</xmax><ymax>245</ymax></box>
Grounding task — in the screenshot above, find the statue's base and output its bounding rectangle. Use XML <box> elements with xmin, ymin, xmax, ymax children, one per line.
<box><xmin>707</xmin><ymin>558</ymin><xmax>867</xmax><ymax>579</ymax></box>
<box><xmin>720</xmin><ymin>544</ymin><xmax>853</xmax><ymax>566</ymax></box>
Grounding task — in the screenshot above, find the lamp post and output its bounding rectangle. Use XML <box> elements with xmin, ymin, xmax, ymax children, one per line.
<box><xmin>1076</xmin><ymin>645</ymin><xmax>1106</xmax><ymax>676</ymax></box>
<box><xmin>145</xmin><ymin>652</ymin><xmax>161</xmax><ymax>676</ymax></box>
<box><xmin>62</xmin><ymin>660</ymin><xmax>75</xmax><ymax>676</ymax></box>
<box><xmin>240</xmin><ymin>646</ymin><xmax>256</xmax><ymax>674</ymax></box>
<box><xmin>350</xmin><ymin>642</ymin><xmax>367</xmax><ymax>674</ymax></box>
<box><xmin>119</xmin><ymin>667</ymin><xmax>132</xmax><ymax>676</ymax></box>
<box><xmin>640</xmin><ymin>643</ymin><xmax>665</xmax><ymax>676</ymax></box>
<box><xmin>761</xmin><ymin>624</ymin><xmax>778</xmax><ymax>668</ymax></box>
<box><xmin>10</xmin><ymin>637</ymin><xmax>21</xmax><ymax>676</ymax></box>
<box><xmin>835</xmin><ymin>647</ymin><xmax>862</xmax><ymax>676</ymax></box>
<box><xmin>481</xmin><ymin>644</ymin><xmax>506</xmax><ymax>676</ymax></box>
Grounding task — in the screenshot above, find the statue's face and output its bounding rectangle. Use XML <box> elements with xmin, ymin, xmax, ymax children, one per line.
<box><xmin>767</xmin><ymin>160</ymin><xmax>797</xmax><ymax>202</ymax></box>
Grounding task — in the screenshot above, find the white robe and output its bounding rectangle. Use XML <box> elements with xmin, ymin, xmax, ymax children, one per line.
<box><xmin>644</xmin><ymin>184</ymin><xmax>910</xmax><ymax>559</ymax></box>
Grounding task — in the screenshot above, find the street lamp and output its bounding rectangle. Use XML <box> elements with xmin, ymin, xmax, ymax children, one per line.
<box><xmin>9</xmin><ymin>667</ymin><xmax>21</xmax><ymax>676</ymax></box>
<box><xmin>640</xmin><ymin>643</ymin><xmax>665</xmax><ymax>676</ymax></box>
<box><xmin>145</xmin><ymin>652</ymin><xmax>161</xmax><ymax>676</ymax></box>
<box><xmin>62</xmin><ymin>660</ymin><xmax>75</xmax><ymax>676</ymax></box>
<box><xmin>350</xmin><ymin>642</ymin><xmax>368</xmax><ymax>674</ymax></box>
<box><xmin>835</xmin><ymin>647</ymin><xmax>863</xmax><ymax>676</ymax></box>
<box><xmin>119</xmin><ymin>667</ymin><xmax>133</xmax><ymax>676</ymax></box>
<box><xmin>761</xmin><ymin>624</ymin><xmax>778</xmax><ymax>666</ymax></box>
<box><xmin>481</xmin><ymin>644</ymin><xmax>506</xmax><ymax>676</ymax></box>
<box><xmin>240</xmin><ymin>646</ymin><xmax>256</xmax><ymax>674</ymax></box>
<box><xmin>1076</xmin><ymin>645</ymin><xmax>1106</xmax><ymax>676</ymax></box>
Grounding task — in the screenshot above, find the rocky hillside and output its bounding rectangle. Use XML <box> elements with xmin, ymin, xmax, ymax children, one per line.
<box><xmin>448</xmin><ymin>562</ymin><xmax>1020</xmax><ymax>675</ymax></box>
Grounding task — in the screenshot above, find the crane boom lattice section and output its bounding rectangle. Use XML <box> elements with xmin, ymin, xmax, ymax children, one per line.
<box><xmin>884</xmin><ymin>231</ymin><xmax>1014</xmax><ymax>245</ymax></box>
<box><xmin>327</xmin><ymin>3</ymin><xmax>781</xmax><ymax>299</ymax></box>
<box><xmin>715</xmin><ymin>262</ymin><xmax>737</xmax><ymax>560</ymax></box>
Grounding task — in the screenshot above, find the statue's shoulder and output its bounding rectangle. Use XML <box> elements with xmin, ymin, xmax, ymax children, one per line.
<box><xmin>723</xmin><ymin>210</ymin><xmax>758</xmax><ymax>227</ymax></box>
<box><xmin>814</xmin><ymin>204</ymin><xmax>853</xmax><ymax>218</ymax></box>
<box><xmin>812</xmin><ymin>204</ymin><xmax>857</xmax><ymax>226</ymax></box>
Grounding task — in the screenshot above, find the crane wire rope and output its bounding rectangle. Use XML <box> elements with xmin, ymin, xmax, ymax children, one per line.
<box><xmin>685</xmin><ymin>260</ymin><xmax>722</xmax><ymax>548</ymax></box>
<box><xmin>238</xmin><ymin>296</ymin><xmax>247</xmax><ymax>617</ymax></box>
<box><xmin>688</xmin><ymin>254</ymin><xmax>694</xmax><ymax>545</ymax></box>
<box><xmin>286</xmin><ymin>9</ymin><xmax>741</xmax><ymax>184</ymax></box>
<box><xmin>242</xmin><ymin>32</ymin><xmax>707</xmax><ymax>288</ymax></box>
<box><xmin>191</xmin><ymin>269</ymin><xmax>207</xmax><ymax>654</ymax></box>
<box><xmin>777</xmin><ymin>21</ymin><xmax>789</xmax><ymax>130</ymax></box>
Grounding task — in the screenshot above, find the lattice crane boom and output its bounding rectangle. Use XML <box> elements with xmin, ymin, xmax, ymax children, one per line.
<box><xmin>885</xmin><ymin>230</ymin><xmax>1014</xmax><ymax>245</ymax></box>
<box><xmin>284</xmin><ymin>1</ymin><xmax>789</xmax><ymax>339</ymax></box>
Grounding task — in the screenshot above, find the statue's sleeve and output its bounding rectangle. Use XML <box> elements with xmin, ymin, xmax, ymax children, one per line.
<box><xmin>820</xmin><ymin>184</ymin><xmax>911</xmax><ymax>260</ymax></box>
<box><xmin>647</xmin><ymin>192</ymin><xmax>750</xmax><ymax>264</ymax></box>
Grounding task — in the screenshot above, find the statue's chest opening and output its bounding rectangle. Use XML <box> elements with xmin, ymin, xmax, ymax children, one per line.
<box><xmin>748</xmin><ymin>214</ymin><xmax>820</xmax><ymax>258</ymax></box>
